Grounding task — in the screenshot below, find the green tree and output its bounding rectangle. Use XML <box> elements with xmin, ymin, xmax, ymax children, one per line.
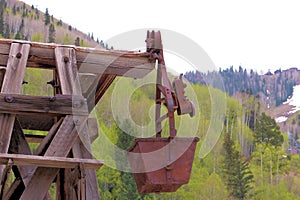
<box><xmin>254</xmin><ymin>112</ymin><xmax>284</xmax><ymax>147</ymax></box>
<box><xmin>75</xmin><ymin>37</ymin><xmax>80</xmax><ymax>46</ymax></box>
<box><xmin>223</xmin><ymin>117</ymin><xmax>254</xmax><ymax>199</ymax></box>
<box><xmin>31</xmin><ymin>32</ymin><xmax>44</xmax><ymax>42</ymax></box>
<box><xmin>0</xmin><ymin>0</ymin><xmax>4</xmax><ymax>35</ymax></box>
<box><xmin>44</xmin><ymin>8</ymin><xmax>50</xmax><ymax>25</ymax></box>
<box><xmin>48</xmin><ymin>23</ymin><xmax>55</xmax><ymax>43</ymax></box>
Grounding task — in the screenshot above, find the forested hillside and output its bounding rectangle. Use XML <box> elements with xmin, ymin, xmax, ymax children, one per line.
<box><xmin>0</xmin><ymin>0</ymin><xmax>112</xmax><ymax>48</ymax></box>
<box><xmin>90</xmin><ymin>80</ymin><xmax>300</xmax><ymax>199</ymax></box>
<box><xmin>1</xmin><ymin>0</ymin><xmax>300</xmax><ymax>199</ymax></box>
<box><xmin>185</xmin><ymin>67</ymin><xmax>300</xmax><ymax>107</ymax></box>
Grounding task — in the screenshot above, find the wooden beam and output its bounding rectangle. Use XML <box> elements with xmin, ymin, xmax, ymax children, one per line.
<box><xmin>56</xmin><ymin>47</ymin><xmax>100</xmax><ymax>200</ymax></box>
<box><xmin>34</xmin><ymin>118</ymin><xmax>63</xmax><ymax>156</ymax></box>
<box><xmin>0</xmin><ymin>94</ymin><xmax>88</xmax><ymax>116</ymax></box>
<box><xmin>0</xmin><ymin>154</ymin><xmax>103</xmax><ymax>170</ymax></box>
<box><xmin>20</xmin><ymin>115</ymin><xmax>87</xmax><ymax>200</ymax></box>
<box><xmin>0</xmin><ymin>39</ymin><xmax>154</xmax><ymax>78</ymax></box>
<box><xmin>6</xmin><ymin>119</ymin><xmax>52</xmax><ymax>199</ymax></box>
<box><xmin>0</xmin><ymin>43</ymin><xmax>30</xmax><ymax>182</ymax></box>
<box><xmin>18</xmin><ymin>115</ymin><xmax>54</xmax><ymax>131</ymax></box>
<box><xmin>87</xmin><ymin>118</ymin><xmax>98</xmax><ymax>143</ymax></box>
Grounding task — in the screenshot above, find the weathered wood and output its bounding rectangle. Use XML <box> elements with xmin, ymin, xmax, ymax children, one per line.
<box><xmin>0</xmin><ymin>43</ymin><xmax>30</xmax><ymax>183</ymax></box>
<box><xmin>0</xmin><ymin>67</ymin><xmax>5</xmax><ymax>90</ymax></box>
<box><xmin>0</xmin><ymin>94</ymin><xmax>88</xmax><ymax>116</ymax></box>
<box><xmin>24</xmin><ymin>134</ymin><xmax>45</xmax><ymax>143</ymax></box>
<box><xmin>56</xmin><ymin>168</ymin><xmax>76</xmax><ymax>200</ymax></box>
<box><xmin>72</xmin><ymin>141</ymin><xmax>100</xmax><ymax>200</ymax></box>
<box><xmin>2</xmin><ymin>178</ymin><xmax>24</xmax><ymax>200</ymax></box>
<box><xmin>34</xmin><ymin>118</ymin><xmax>63</xmax><ymax>156</ymax></box>
<box><xmin>55</xmin><ymin>47</ymin><xmax>82</xmax><ymax>95</ymax></box>
<box><xmin>19</xmin><ymin>48</ymin><xmax>93</xmax><ymax>200</ymax></box>
<box><xmin>87</xmin><ymin>118</ymin><xmax>99</xmax><ymax>143</ymax></box>
<box><xmin>9</xmin><ymin>119</ymin><xmax>34</xmax><ymax>186</ymax></box>
<box><xmin>7</xmin><ymin>119</ymin><xmax>51</xmax><ymax>199</ymax></box>
<box><xmin>56</xmin><ymin>47</ymin><xmax>100</xmax><ymax>200</ymax></box>
<box><xmin>20</xmin><ymin>116</ymin><xmax>87</xmax><ymax>200</ymax></box>
<box><xmin>0</xmin><ymin>154</ymin><xmax>103</xmax><ymax>170</ymax></box>
<box><xmin>84</xmin><ymin>74</ymin><xmax>116</xmax><ymax>111</ymax></box>
<box><xmin>18</xmin><ymin>115</ymin><xmax>54</xmax><ymax>131</ymax></box>
<box><xmin>0</xmin><ymin>39</ymin><xmax>154</xmax><ymax>78</ymax></box>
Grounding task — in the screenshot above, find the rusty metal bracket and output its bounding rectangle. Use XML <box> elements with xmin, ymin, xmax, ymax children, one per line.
<box><xmin>146</xmin><ymin>31</ymin><xmax>194</xmax><ymax>139</ymax></box>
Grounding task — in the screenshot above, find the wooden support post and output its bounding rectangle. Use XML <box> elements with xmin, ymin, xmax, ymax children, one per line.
<box><xmin>0</xmin><ymin>43</ymin><xmax>29</xmax><ymax>184</ymax></box>
<box><xmin>55</xmin><ymin>47</ymin><xmax>100</xmax><ymax>200</ymax></box>
<box><xmin>19</xmin><ymin>115</ymin><xmax>87</xmax><ymax>200</ymax></box>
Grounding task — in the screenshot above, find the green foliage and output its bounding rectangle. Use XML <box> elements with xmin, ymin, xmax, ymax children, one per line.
<box><xmin>254</xmin><ymin>112</ymin><xmax>284</xmax><ymax>147</ymax></box>
<box><xmin>63</xmin><ymin>34</ymin><xmax>71</xmax><ymax>45</ymax></box>
<box><xmin>44</xmin><ymin>8</ymin><xmax>50</xmax><ymax>25</ymax></box>
<box><xmin>223</xmin><ymin>126</ymin><xmax>254</xmax><ymax>199</ymax></box>
<box><xmin>48</xmin><ymin>23</ymin><xmax>55</xmax><ymax>43</ymax></box>
<box><xmin>31</xmin><ymin>32</ymin><xmax>44</xmax><ymax>42</ymax></box>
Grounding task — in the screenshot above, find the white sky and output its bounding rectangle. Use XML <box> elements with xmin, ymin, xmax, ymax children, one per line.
<box><xmin>22</xmin><ymin>0</ymin><xmax>300</xmax><ymax>74</ymax></box>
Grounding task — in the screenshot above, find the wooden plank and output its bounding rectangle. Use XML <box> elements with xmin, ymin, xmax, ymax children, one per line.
<box><xmin>87</xmin><ymin>118</ymin><xmax>98</xmax><ymax>143</ymax></box>
<box><xmin>56</xmin><ymin>168</ymin><xmax>77</xmax><ymax>200</ymax></box>
<box><xmin>7</xmin><ymin>119</ymin><xmax>52</xmax><ymax>199</ymax></box>
<box><xmin>0</xmin><ymin>39</ymin><xmax>154</xmax><ymax>78</ymax></box>
<box><xmin>18</xmin><ymin>115</ymin><xmax>54</xmax><ymax>131</ymax></box>
<box><xmin>0</xmin><ymin>43</ymin><xmax>30</xmax><ymax>182</ymax></box>
<box><xmin>55</xmin><ymin>47</ymin><xmax>82</xmax><ymax>95</ymax></box>
<box><xmin>9</xmin><ymin>119</ymin><xmax>34</xmax><ymax>186</ymax></box>
<box><xmin>0</xmin><ymin>154</ymin><xmax>103</xmax><ymax>170</ymax></box>
<box><xmin>34</xmin><ymin>118</ymin><xmax>63</xmax><ymax>156</ymax></box>
<box><xmin>24</xmin><ymin>134</ymin><xmax>45</xmax><ymax>143</ymax></box>
<box><xmin>0</xmin><ymin>94</ymin><xmax>88</xmax><ymax>116</ymax></box>
<box><xmin>72</xmin><ymin>140</ymin><xmax>100</xmax><ymax>200</ymax></box>
<box><xmin>2</xmin><ymin>178</ymin><xmax>24</xmax><ymax>200</ymax></box>
<box><xmin>20</xmin><ymin>115</ymin><xmax>86</xmax><ymax>200</ymax></box>
<box><xmin>56</xmin><ymin>47</ymin><xmax>100</xmax><ymax>200</ymax></box>
<box><xmin>84</xmin><ymin>74</ymin><xmax>116</xmax><ymax>111</ymax></box>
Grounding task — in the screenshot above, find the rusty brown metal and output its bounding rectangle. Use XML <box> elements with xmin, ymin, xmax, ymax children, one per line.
<box><xmin>173</xmin><ymin>74</ymin><xmax>195</xmax><ymax>117</ymax></box>
<box><xmin>128</xmin><ymin>137</ymin><xmax>199</xmax><ymax>194</ymax></box>
<box><xmin>127</xmin><ymin>31</ymin><xmax>199</xmax><ymax>194</ymax></box>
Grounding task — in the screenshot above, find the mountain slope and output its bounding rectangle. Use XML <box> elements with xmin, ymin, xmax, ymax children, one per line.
<box><xmin>0</xmin><ymin>0</ymin><xmax>110</xmax><ymax>48</ymax></box>
<box><xmin>185</xmin><ymin>67</ymin><xmax>300</xmax><ymax>109</ymax></box>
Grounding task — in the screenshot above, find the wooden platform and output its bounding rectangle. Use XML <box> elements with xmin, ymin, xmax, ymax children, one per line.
<box><xmin>0</xmin><ymin>38</ymin><xmax>155</xmax><ymax>199</ymax></box>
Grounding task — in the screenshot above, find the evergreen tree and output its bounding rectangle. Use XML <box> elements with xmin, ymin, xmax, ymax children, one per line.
<box><xmin>223</xmin><ymin>113</ymin><xmax>254</xmax><ymax>199</ymax></box>
<box><xmin>75</xmin><ymin>37</ymin><xmax>80</xmax><ymax>46</ymax></box>
<box><xmin>0</xmin><ymin>0</ymin><xmax>4</xmax><ymax>36</ymax></box>
<box><xmin>3</xmin><ymin>23</ymin><xmax>10</xmax><ymax>38</ymax></box>
<box><xmin>44</xmin><ymin>8</ymin><xmax>50</xmax><ymax>25</ymax></box>
<box><xmin>48</xmin><ymin>23</ymin><xmax>55</xmax><ymax>43</ymax></box>
<box><xmin>12</xmin><ymin>4</ymin><xmax>17</xmax><ymax>15</ymax></box>
<box><xmin>254</xmin><ymin>113</ymin><xmax>284</xmax><ymax>147</ymax></box>
<box><xmin>57</xmin><ymin>19</ymin><xmax>63</xmax><ymax>26</ymax></box>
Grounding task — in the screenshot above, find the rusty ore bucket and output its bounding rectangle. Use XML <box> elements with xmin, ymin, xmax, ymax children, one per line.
<box><xmin>128</xmin><ymin>137</ymin><xmax>199</xmax><ymax>194</ymax></box>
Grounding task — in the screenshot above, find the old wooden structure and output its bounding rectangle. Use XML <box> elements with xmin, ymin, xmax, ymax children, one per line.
<box><xmin>0</xmin><ymin>38</ymin><xmax>154</xmax><ymax>199</ymax></box>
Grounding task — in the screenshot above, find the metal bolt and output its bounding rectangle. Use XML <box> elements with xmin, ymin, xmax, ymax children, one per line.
<box><xmin>16</xmin><ymin>52</ymin><xmax>22</xmax><ymax>59</ymax></box>
<box><xmin>74</xmin><ymin>119</ymin><xmax>80</xmax><ymax>126</ymax></box>
<box><xmin>63</xmin><ymin>56</ymin><xmax>69</xmax><ymax>63</ymax></box>
<box><xmin>73</xmin><ymin>101</ymin><xmax>82</xmax><ymax>108</ymax></box>
<box><xmin>4</xmin><ymin>95</ymin><xmax>14</xmax><ymax>103</ymax></box>
<box><xmin>49</xmin><ymin>96</ymin><xmax>56</xmax><ymax>102</ymax></box>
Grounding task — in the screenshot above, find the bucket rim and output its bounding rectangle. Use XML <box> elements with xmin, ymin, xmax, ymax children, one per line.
<box><xmin>127</xmin><ymin>137</ymin><xmax>199</xmax><ymax>152</ymax></box>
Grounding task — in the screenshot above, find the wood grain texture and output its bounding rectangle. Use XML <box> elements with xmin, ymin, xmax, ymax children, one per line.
<box><xmin>20</xmin><ymin>116</ymin><xmax>87</xmax><ymax>200</ymax></box>
<box><xmin>0</xmin><ymin>39</ymin><xmax>154</xmax><ymax>78</ymax></box>
<box><xmin>0</xmin><ymin>43</ymin><xmax>30</xmax><ymax>183</ymax></box>
<box><xmin>56</xmin><ymin>47</ymin><xmax>100</xmax><ymax>200</ymax></box>
<box><xmin>0</xmin><ymin>94</ymin><xmax>88</xmax><ymax>116</ymax></box>
<box><xmin>0</xmin><ymin>153</ymin><xmax>103</xmax><ymax>170</ymax></box>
